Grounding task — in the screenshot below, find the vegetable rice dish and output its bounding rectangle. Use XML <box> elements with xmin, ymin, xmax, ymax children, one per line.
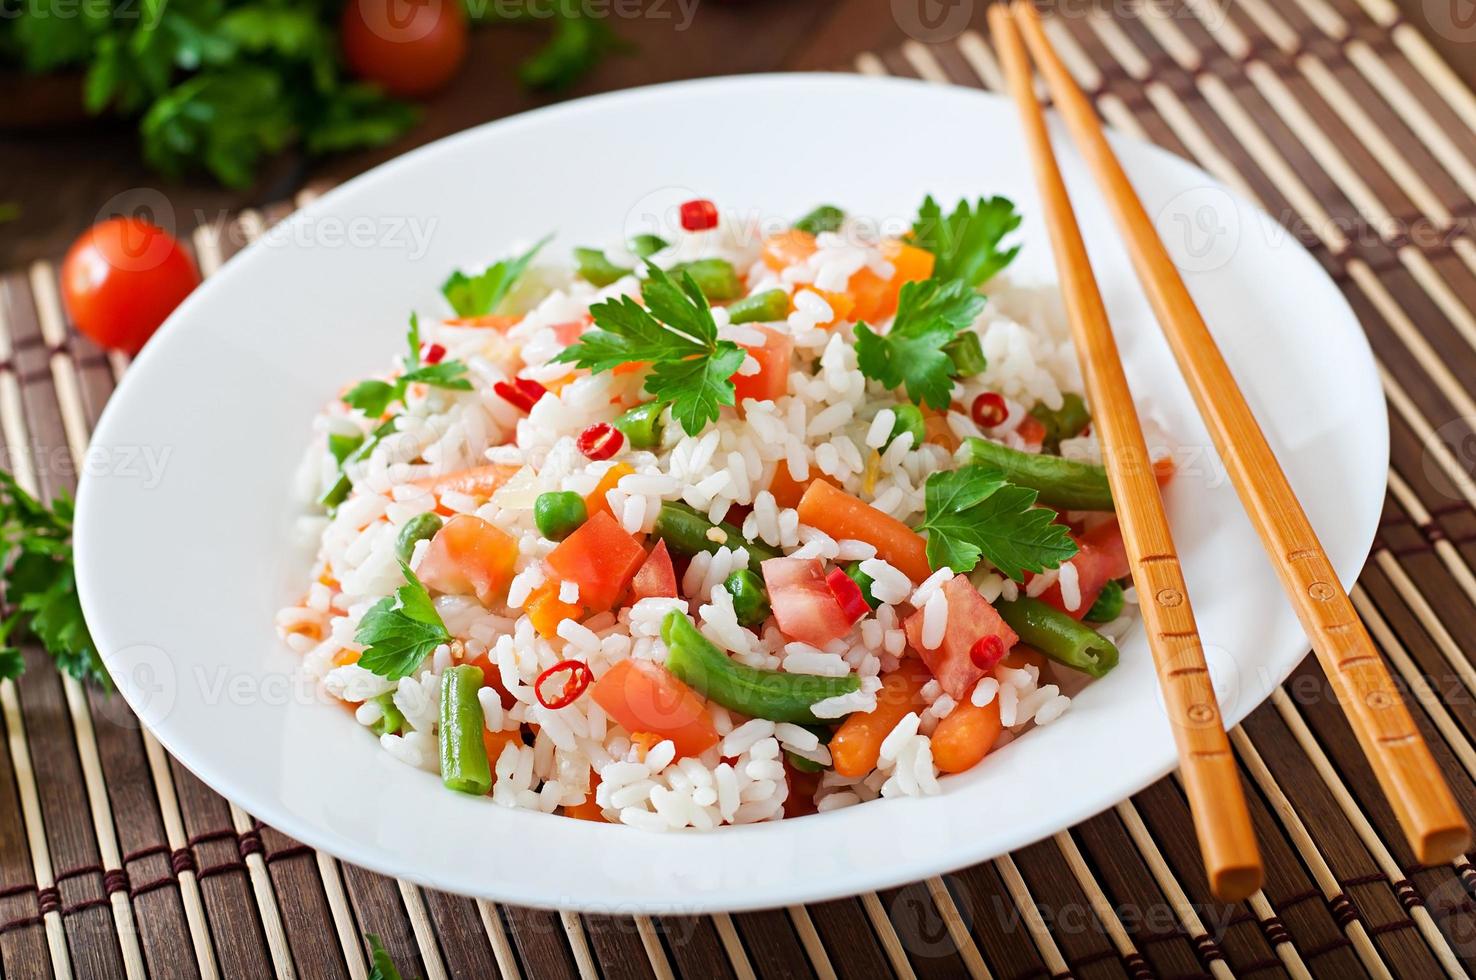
<box><xmin>277</xmin><ymin>196</ymin><xmax>1165</xmax><ymax>829</ymax></box>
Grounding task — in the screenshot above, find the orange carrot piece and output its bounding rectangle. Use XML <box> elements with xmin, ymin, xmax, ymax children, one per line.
<box><xmin>830</xmin><ymin>660</ymin><xmax>931</xmax><ymax>777</ymax></box>
<box><xmin>413</xmin><ymin>463</ymin><xmax>521</xmax><ymax>501</ymax></box>
<box><xmin>931</xmin><ymin>697</ymin><xmax>1003</xmax><ymax>773</ymax></box>
<box><xmin>447</xmin><ymin>314</ymin><xmax>522</xmax><ymax>330</ymax></box>
<box><xmin>526</xmin><ymin>580</ymin><xmax>583</xmax><ymax>639</ymax></box>
<box><xmin>584</xmin><ymin>462</ymin><xmax>634</xmax><ymax>520</ymax></box>
<box><xmin>796</xmin><ymin>479</ymin><xmax>932</xmax><ymax>584</ymax></box>
<box><xmin>761</xmin><ymin>229</ymin><xmax>817</xmax><ymax>271</ymax></box>
<box><xmin>882</xmin><ymin>239</ymin><xmax>936</xmax><ymax>283</ymax></box>
<box><xmin>482</xmin><ymin>728</ymin><xmax>524</xmax><ymax>774</ymax></box>
<box><xmin>767</xmin><ymin>466</ymin><xmax>833</xmax><ymax>511</ymax></box>
<box><xmin>563</xmin><ymin>775</ymin><xmax>606</xmax><ymax>821</ymax></box>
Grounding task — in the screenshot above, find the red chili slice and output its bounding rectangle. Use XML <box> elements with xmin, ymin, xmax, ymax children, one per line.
<box><xmin>535</xmin><ymin>659</ymin><xmax>594</xmax><ymax>710</ymax></box>
<box><xmin>825</xmin><ymin>567</ymin><xmax>869</xmax><ymax>624</ymax></box>
<box><xmin>679</xmin><ymin>199</ymin><xmax>719</xmax><ymax>231</ymax></box>
<box><xmin>969</xmin><ymin>634</ymin><xmax>1005</xmax><ymax>671</ymax></box>
<box><xmin>971</xmin><ymin>392</ymin><xmax>1009</xmax><ymax>429</ymax></box>
<box><xmin>494</xmin><ymin>377</ymin><xmax>548</xmax><ymax>413</ymax></box>
<box><xmin>577</xmin><ymin>422</ymin><xmax>623</xmax><ymax>461</ymax></box>
<box><xmin>422</xmin><ymin>342</ymin><xmax>447</xmax><ymax>365</ymax></box>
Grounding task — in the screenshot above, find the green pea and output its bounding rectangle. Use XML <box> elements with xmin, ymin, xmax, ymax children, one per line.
<box><xmin>1085</xmin><ymin>579</ymin><xmax>1126</xmax><ymax>623</ymax></box>
<box><xmin>614</xmin><ymin>400</ymin><xmax>665</xmax><ymax>449</ymax></box>
<box><xmin>574</xmin><ymin>247</ymin><xmax>632</xmax><ymax>287</ymax></box>
<box><xmin>727</xmin><ymin>289</ymin><xmax>790</xmax><ymax>325</ymax></box>
<box><xmin>535</xmin><ymin>491</ymin><xmax>587</xmax><ymax>541</ymax></box>
<box><xmin>723</xmin><ymin>569</ymin><xmax>771</xmax><ymax>627</ymax></box>
<box><xmin>628</xmin><ymin>233</ymin><xmax>668</xmax><ymax>259</ymax></box>
<box><xmin>944</xmin><ymin>331</ymin><xmax>986</xmax><ymax>376</ymax></box>
<box><xmin>843</xmin><ymin>563</ymin><xmax>879</xmax><ymax>610</ymax></box>
<box><xmin>395</xmin><ymin>512</ymin><xmax>444</xmax><ymax>562</ymax></box>
<box><xmin>887</xmin><ymin>403</ymin><xmax>926</xmax><ymax>449</ymax></box>
<box><xmin>370</xmin><ymin>692</ymin><xmax>405</xmax><ymax>737</ymax></box>
<box><xmin>793</xmin><ymin>205</ymin><xmax>845</xmax><ymax>235</ymax></box>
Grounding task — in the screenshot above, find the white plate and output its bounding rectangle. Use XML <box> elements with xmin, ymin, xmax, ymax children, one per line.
<box><xmin>75</xmin><ymin>74</ymin><xmax>1385</xmax><ymax>914</ymax></box>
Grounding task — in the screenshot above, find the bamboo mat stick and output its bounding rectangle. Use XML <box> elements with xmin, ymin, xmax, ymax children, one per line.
<box><xmin>988</xmin><ymin>4</ymin><xmax>1262</xmax><ymax>902</ymax></box>
<box><xmin>1011</xmin><ymin>1</ymin><xmax>1471</xmax><ymax>866</ymax></box>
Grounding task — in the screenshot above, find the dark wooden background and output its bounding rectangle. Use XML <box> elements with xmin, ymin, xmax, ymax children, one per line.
<box><xmin>4</xmin><ymin>0</ymin><xmax>1472</xmax><ymax>270</ymax></box>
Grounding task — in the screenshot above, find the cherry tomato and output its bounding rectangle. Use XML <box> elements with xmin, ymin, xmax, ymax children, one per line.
<box><xmin>340</xmin><ymin>0</ymin><xmax>468</xmax><ymax>98</ymax></box>
<box><xmin>60</xmin><ymin>218</ymin><xmax>200</xmax><ymax>354</ymax></box>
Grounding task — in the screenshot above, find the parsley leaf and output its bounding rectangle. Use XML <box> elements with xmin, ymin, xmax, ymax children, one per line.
<box><xmin>919</xmin><ymin>465</ymin><xmax>1078</xmax><ymax>581</ymax></box>
<box><xmin>355</xmin><ymin>563</ymin><xmax>451</xmax><ymax>680</ymax></box>
<box><xmin>911</xmin><ymin>196</ymin><xmax>1023</xmax><ymax>288</ymax></box>
<box><xmin>0</xmin><ymin>473</ymin><xmax>108</xmax><ymax>688</ymax></box>
<box><xmin>366</xmin><ymin>934</ymin><xmax>410</xmax><ymax>980</ymax></box>
<box><xmin>552</xmin><ymin>262</ymin><xmax>744</xmax><ymax>435</ymax></box>
<box><xmin>855</xmin><ymin>278</ymin><xmax>987</xmax><ymax>409</ymax></box>
<box><xmin>442</xmin><ymin>236</ymin><xmax>551</xmax><ymax>318</ymax></box>
<box><xmin>343</xmin><ymin>315</ymin><xmax>471</xmax><ymax>417</ymax></box>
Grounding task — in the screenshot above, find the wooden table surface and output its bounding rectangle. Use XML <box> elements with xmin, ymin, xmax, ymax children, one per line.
<box><xmin>2</xmin><ymin>0</ymin><xmax>1470</xmax><ymax>270</ymax></box>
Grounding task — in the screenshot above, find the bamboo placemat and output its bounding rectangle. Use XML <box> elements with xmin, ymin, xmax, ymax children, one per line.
<box><xmin>4</xmin><ymin>0</ymin><xmax>1476</xmax><ymax>976</ymax></box>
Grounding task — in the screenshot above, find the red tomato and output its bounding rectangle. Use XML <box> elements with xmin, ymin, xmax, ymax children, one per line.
<box><xmin>904</xmin><ymin>575</ymin><xmax>1019</xmax><ymax>699</ymax></box>
<box><xmin>340</xmin><ymin>0</ymin><xmax>468</xmax><ymax>98</ymax></box>
<box><xmin>630</xmin><ymin>540</ymin><xmax>678</xmax><ymax>601</ymax></box>
<box><xmin>761</xmin><ymin>557</ymin><xmax>853</xmax><ymax>648</ymax></box>
<box><xmin>591</xmin><ymin>659</ymin><xmax>720</xmax><ymax>758</ymax></box>
<box><xmin>545</xmin><ymin>511</ymin><xmax>646</xmax><ymax>613</ymax></box>
<box><xmin>731</xmin><ymin>326</ymin><xmax>792</xmax><ymax>406</ymax></box>
<box><xmin>60</xmin><ymin>218</ymin><xmax>200</xmax><ymax>354</ymax></box>
<box><xmin>417</xmin><ymin>515</ymin><xmax>519</xmax><ymax>606</ymax></box>
<box><xmin>1037</xmin><ymin>519</ymin><xmax>1128</xmax><ymax>619</ymax></box>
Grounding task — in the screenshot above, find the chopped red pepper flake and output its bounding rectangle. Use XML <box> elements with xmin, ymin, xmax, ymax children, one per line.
<box><xmin>971</xmin><ymin>392</ymin><xmax>1009</xmax><ymax>429</ymax></box>
<box><xmin>535</xmin><ymin>659</ymin><xmax>593</xmax><ymax>710</ymax></box>
<box><xmin>969</xmin><ymin>634</ymin><xmax>1006</xmax><ymax>671</ymax></box>
<box><xmin>494</xmin><ymin>377</ymin><xmax>548</xmax><ymax>413</ymax></box>
<box><xmin>825</xmin><ymin>567</ymin><xmax>869</xmax><ymax>624</ymax></box>
<box><xmin>422</xmin><ymin>342</ymin><xmax>447</xmax><ymax>365</ymax></box>
<box><xmin>679</xmin><ymin>199</ymin><xmax>719</xmax><ymax>231</ymax></box>
<box><xmin>577</xmin><ymin>422</ymin><xmax>623</xmax><ymax>461</ymax></box>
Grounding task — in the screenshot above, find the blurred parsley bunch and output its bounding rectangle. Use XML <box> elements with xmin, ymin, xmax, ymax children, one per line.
<box><xmin>0</xmin><ymin>0</ymin><xmax>616</xmax><ymax>188</ymax></box>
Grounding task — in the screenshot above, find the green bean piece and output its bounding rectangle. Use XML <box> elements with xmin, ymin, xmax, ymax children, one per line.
<box><xmin>995</xmin><ymin>597</ymin><xmax>1119</xmax><ymax>678</ymax></box>
<box><xmin>320</xmin><ymin>431</ymin><xmax>366</xmax><ymax>513</ymax></box>
<box><xmin>944</xmin><ymin>331</ymin><xmax>987</xmax><ymax>376</ymax></box>
<box><xmin>614</xmin><ymin>401</ymin><xmax>665</xmax><ymax>449</ymax></box>
<box><xmin>785</xmin><ymin>750</ymin><xmax>824</xmax><ymax>773</ymax></box>
<box><xmin>793</xmin><ymin>205</ymin><xmax>845</xmax><ymax>235</ymax></box>
<box><xmin>329</xmin><ymin>431</ymin><xmax>365</xmax><ymax>464</ymax></box>
<box><xmin>668</xmin><ymin>259</ymin><xmax>743</xmax><ymax>301</ymax></box>
<box><xmin>320</xmin><ymin>474</ymin><xmax>352</xmax><ymax>512</ymax></box>
<box><xmin>439</xmin><ymin>665</ymin><xmax>492</xmax><ymax>794</ymax></box>
<box><xmin>652</xmin><ymin>501</ymin><xmax>781</xmax><ymax>570</ymax></box>
<box><xmin>370</xmin><ymin>692</ymin><xmax>405</xmax><ymax>737</ymax></box>
<box><xmin>661</xmin><ymin>612</ymin><xmax>860</xmax><ymax>724</ymax></box>
<box><xmin>395</xmin><ymin>512</ymin><xmax>445</xmax><ymax>562</ymax></box>
<box><xmin>1085</xmin><ymin>580</ymin><xmax>1126</xmax><ymax>623</ymax></box>
<box><xmin>843</xmin><ymin>562</ymin><xmax>879</xmax><ymax>610</ymax></box>
<box><xmin>628</xmin><ymin>233</ymin><xmax>668</xmax><ymax>259</ymax></box>
<box><xmin>723</xmin><ymin>569</ymin><xmax>771</xmax><ymax>627</ymax></box>
<box><xmin>574</xmin><ymin>247</ymin><xmax>632</xmax><ymax>287</ymax></box>
<box><xmin>534</xmin><ymin>491</ymin><xmax>588</xmax><ymax>541</ymax></box>
<box><xmin>964</xmin><ymin>437</ymin><xmax>1114</xmax><ymax>511</ymax></box>
<box><xmin>1030</xmin><ymin>393</ymin><xmax>1092</xmax><ymax>451</ymax></box>
<box><xmin>888</xmin><ymin>403</ymin><xmax>926</xmax><ymax>449</ymax></box>
<box><xmin>727</xmin><ymin>289</ymin><xmax>790</xmax><ymax>325</ymax></box>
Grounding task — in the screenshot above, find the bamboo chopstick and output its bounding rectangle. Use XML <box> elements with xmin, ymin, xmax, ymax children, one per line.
<box><xmin>988</xmin><ymin>4</ymin><xmax>1263</xmax><ymax>902</ymax></box>
<box><xmin>1008</xmin><ymin>1</ymin><xmax>1471</xmax><ymax>865</ymax></box>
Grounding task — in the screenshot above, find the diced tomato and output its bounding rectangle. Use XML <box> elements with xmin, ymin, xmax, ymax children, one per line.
<box><xmin>482</xmin><ymin>729</ymin><xmax>523</xmax><ymax>773</ymax></box>
<box><xmin>412</xmin><ymin>463</ymin><xmax>521</xmax><ymax>503</ymax></box>
<box><xmin>526</xmin><ymin>580</ymin><xmax>583</xmax><ymax>639</ymax></box>
<box><xmin>591</xmin><ymin>659</ymin><xmax>721</xmax><ymax>758</ymax></box>
<box><xmin>584</xmin><ymin>462</ymin><xmax>634</xmax><ymax>521</ymax></box>
<box><xmin>762</xmin><ymin>557</ymin><xmax>854</xmax><ymax>647</ymax></box>
<box><xmin>732</xmin><ymin>326</ymin><xmax>793</xmax><ymax>405</ymax></box>
<box><xmin>550</xmin><ymin>316</ymin><xmax>591</xmax><ymax>345</ymax></box>
<box><xmin>1016</xmin><ymin>415</ymin><xmax>1048</xmax><ymax>451</ymax></box>
<box><xmin>417</xmin><ymin>515</ymin><xmax>519</xmax><ymax>606</ymax></box>
<box><xmin>903</xmin><ymin>575</ymin><xmax>1019</xmax><ymax>699</ymax></box>
<box><xmin>466</xmin><ymin>651</ymin><xmax>516</xmax><ymax>708</ymax></box>
<box><xmin>1037</xmin><ymin>519</ymin><xmax>1129</xmax><ymax>619</ymax></box>
<box><xmin>782</xmin><ymin>760</ymin><xmax>821</xmax><ymax>818</ymax></box>
<box><xmin>761</xmin><ymin>229</ymin><xmax>817</xmax><ymax>271</ymax></box>
<box><xmin>545</xmin><ymin>511</ymin><xmax>646</xmax><ymax>613</ymax></box>
<box><xmin>630</xmin><ymin>540</ymin><xmax>678</xmax><ymax>601</ymax></box>
<box><xmin>446</xmin><ymin>313</ymin><xmax>521</xmax><ymax>329</ymax></box>
<box><xmin>767</xmin><ymin>465</ymin><xmax>832</xmax><ymax>511</ymax></box>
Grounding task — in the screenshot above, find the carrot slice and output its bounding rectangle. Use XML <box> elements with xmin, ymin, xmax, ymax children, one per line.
<box><xmin>930</xmin><ymin>697</ymin><xmax>1003</xmax><ymax>773</ymax></box>
<box><xmin>829</xmin><ymin>660</ymin><xmax>931</xmax><ymax>777</ymax></box>
<box><xmin>761</xmin><ymin>229</ymin><xmax>817</xmax><ymax>271</ymax></box>
<box><xmin>526</xmin><ymin>580</ymin><xmax>583</xmax><ymax>639</ymax></box>
<box><xmin>767</xmin><ymin>466</ymin><xmax>832</xmax><ymax>511</ymax></box>
<box><xmin>796</xmin><ymin>479</ymin><xmax>931</xmax><ymax>584</ymax></box>
<box><xmin>584</xmin><ymin>462</ymin><xmax>634</xmax><ymax>520</ymax></box>
<box><xmin>447</xmin><ymin>314</ymin><xmax>522</xmax><ymax>330</ymax></box>
<box><xmin>563</xmin><ymin>775</ymin><xmax>606</xmax><ymax>821</ymax></box>
<box><xmin>413</xmin><ymin>463</ymin><xmax>521</xmax><ymax>501</ymax></box>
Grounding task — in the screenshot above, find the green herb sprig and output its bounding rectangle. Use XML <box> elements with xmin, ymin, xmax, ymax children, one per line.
<box><xmin>919</xmin><ymin>465</ymin><xmax>1078</xmax><ymax>581</ymax></box>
